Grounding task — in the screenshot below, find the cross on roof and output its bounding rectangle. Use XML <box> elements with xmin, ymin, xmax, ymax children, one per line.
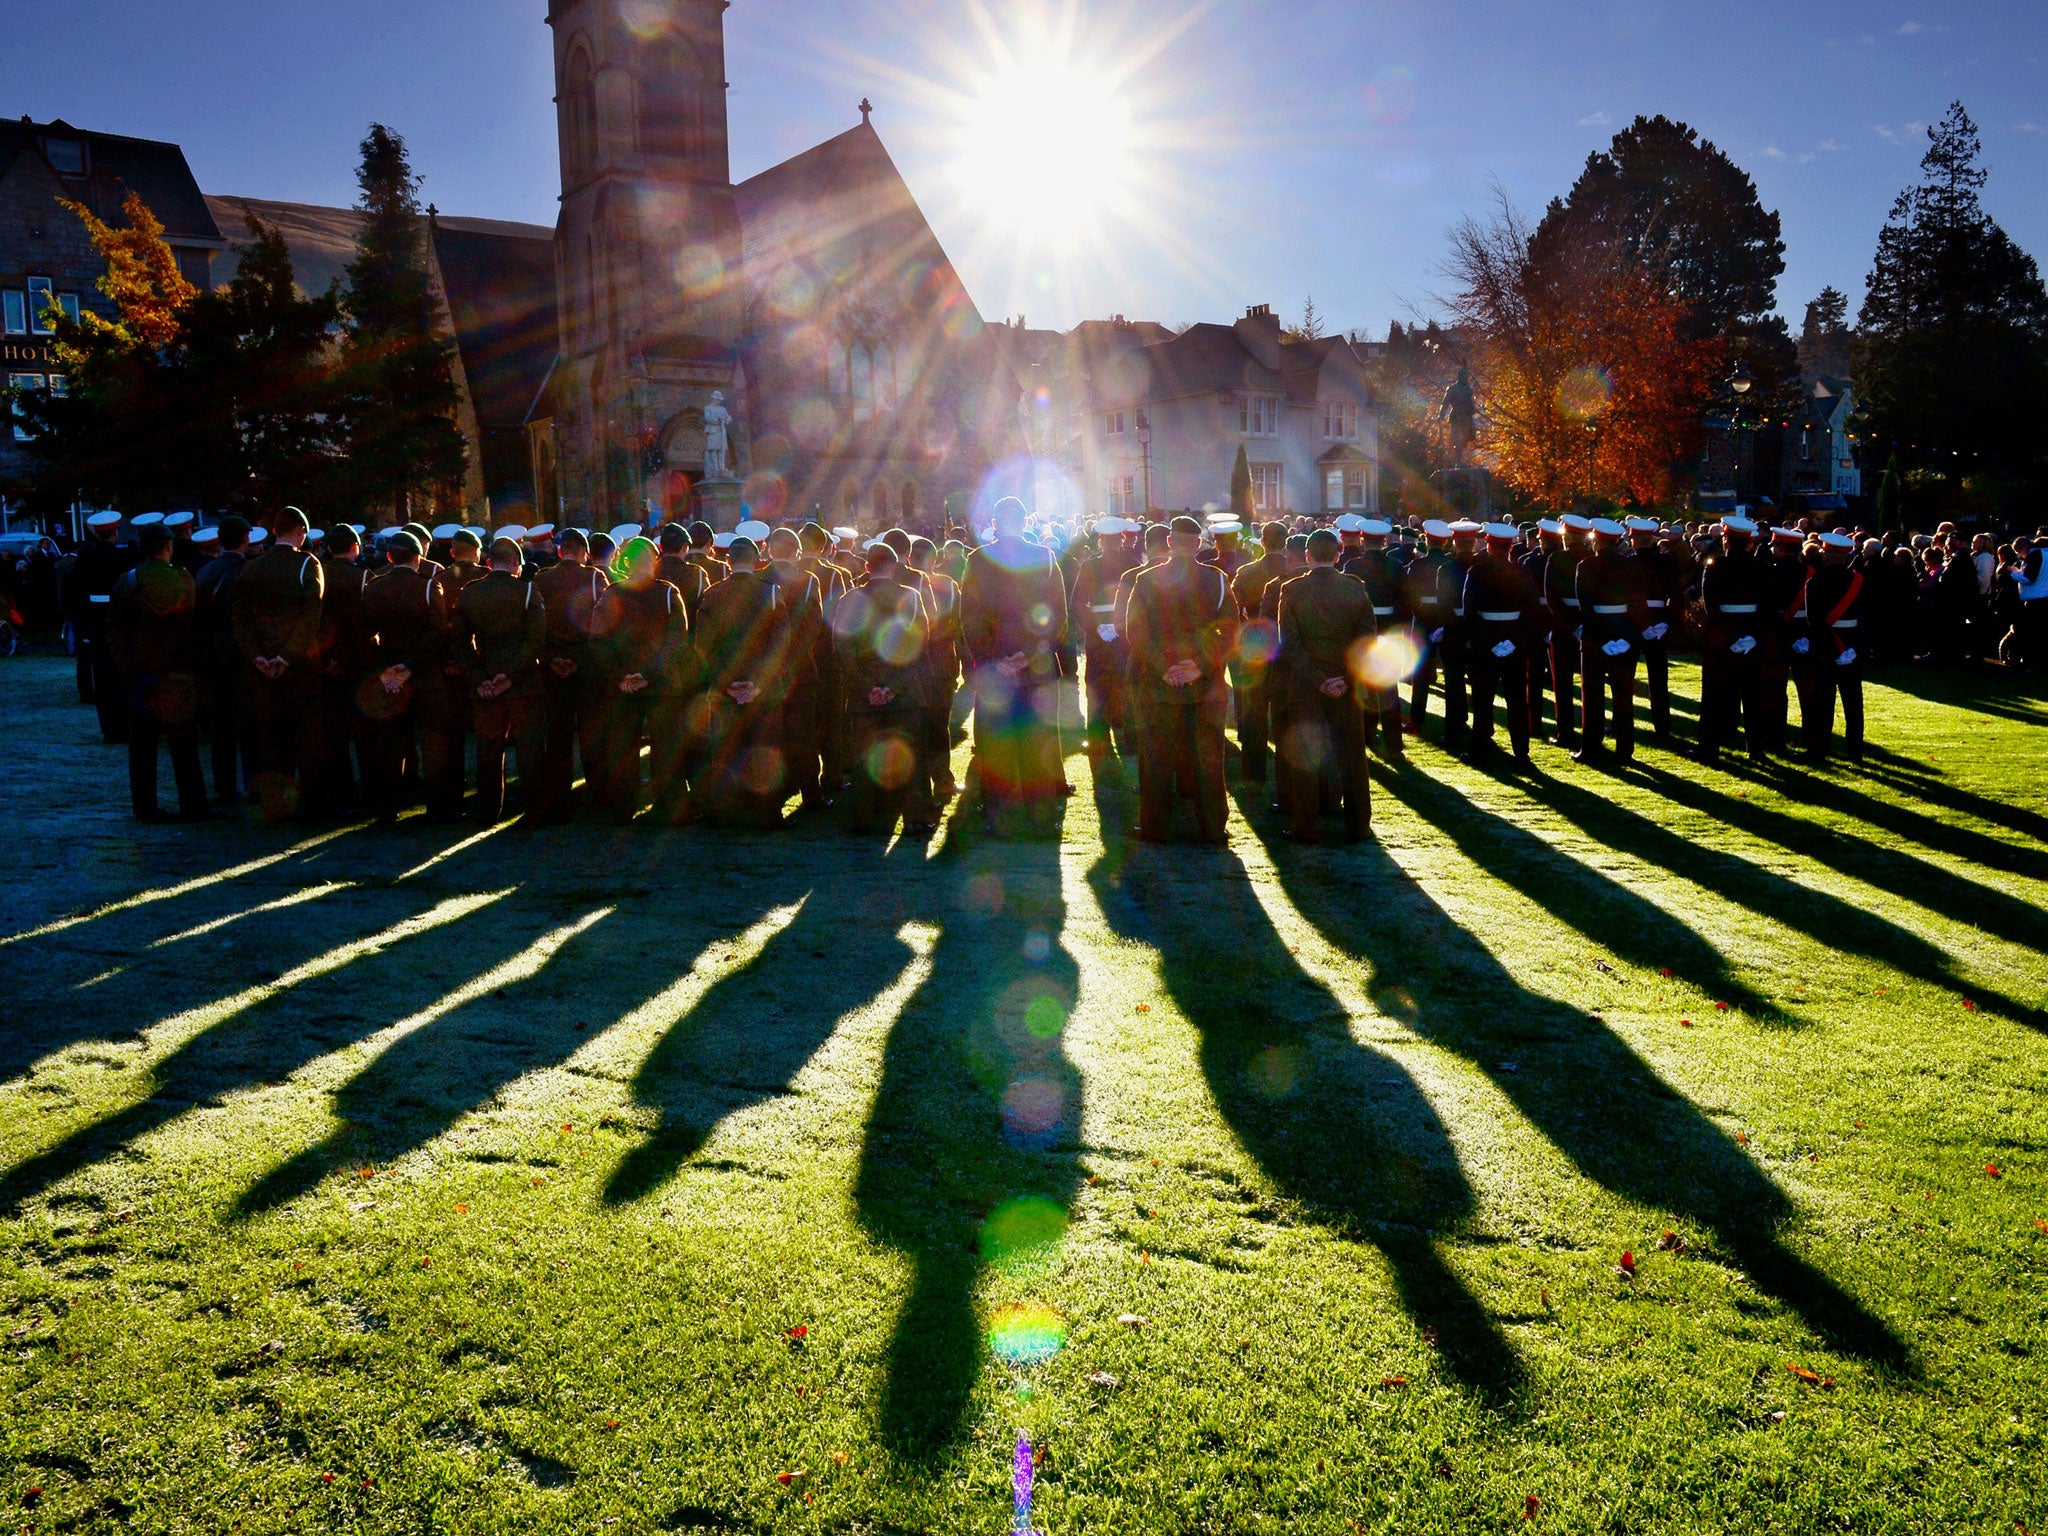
<box><xmin>859</xmin><ymin>98</ymin><xmax>873</xmax><ymax>124</ymax></box>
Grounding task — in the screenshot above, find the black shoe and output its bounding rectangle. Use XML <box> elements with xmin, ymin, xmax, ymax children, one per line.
<box><xmin>1279</xmin><ymin>829</ymin><xmax>1320</xmax><ymax>845</ymax></box>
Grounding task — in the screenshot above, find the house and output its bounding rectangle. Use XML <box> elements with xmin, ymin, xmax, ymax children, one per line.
<box><xmin>0</xmin><ymin>117</ymin><xmax>222</xmax><ymax>492</ymax></box>
<box><xmin>1781</xmin><ymin>374</ymin><xmax>1861</xmax><ymax>501</ymax></box>
<box><xmin>995</xmin><ymin>305</ymin><xmax>1380</xmax><ymax>522</ymax></box>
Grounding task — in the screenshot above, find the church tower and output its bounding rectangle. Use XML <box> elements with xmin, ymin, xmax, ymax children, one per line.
<box><xmin>545</xmin><ymin>0</ymin><xmax>747</xmax><ymax>522</ymax></box>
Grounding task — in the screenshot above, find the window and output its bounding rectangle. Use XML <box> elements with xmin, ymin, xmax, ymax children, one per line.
<box><xmin>43</xmin><ymin>138</ymin><xmax>85</xmax><ymax>175</ymax></box>
<box><xmin>829</xmin><ymin>344</ymin><xmax>849</xmax><ymax>396</ymax></box>
<box><xmin>850</xmin><ymin>343</ymin><xmax>873</xmax><ymax>420</ymax></box>
<box><xmin>1250</xmin><ymin>464</ymin><xmax>1282</xmax><ymax>513</ymax></box>
<box><xmin>1239</xmin><ymin>394</ymin><xmax>1278</xmax><ymax>436</ymax></box>
<box><xmin>1322</xmin><ymin>467</ymin><xmax>1366</xmax><ymax>510</ymax></box>
<box><xmin>2</xmin><ymin>291</ymin><xmax>22</xmax><ymax>335</ymax></box>
<box><xmin>1322</xmin><ymin>400</ymin><xmax>1358</xmax><ymax>440</ymax></box>
<box><xmin>10</xmin><ymin>373</ymin><xmax>46</xmax><ymax>441</ymax></box>
<box><xmin>27</xmin><ymin>278</ymin><xmax>54</xmax><ymax>336</ymax></box>
<box><xmin>58</xmin><ymin>293</ymin><xmax>79</xmax><ymax>325</ymax></box>
<box><xmin>1106</xmin><ymin>410</ymin><xmax>1126</xmax><ymax>436</ymax></box>
<box><xmin>872</xmin><ymin>343</ymin><xmax>894</xmax><ymax>410</ymax></box>
<box><xmin>1324</xmin><ymin>469</ymin><xmax>1344</xmax><ymax>511</ymax></box>
<box><xmin>901</xmin><ymin>482</ymin><xmax>919</xmax><ymax>521</ymax></box>
<box><xmin>48</xmin><ymin>374</ymin><xmax>66</xmax><ymax>397</ymax></box>
<box><xmin>873</xmin><ymin>482</ymin><xmax>891</xmax><ymax>519</ymax></box>
<box><xmin>564</xmin><ymin>46</ymin><xmax>597</xmax><ymax>177</ymax></box>
<box><xmin>1108</xmin><ymin>474</ymin><xmax>1137</xmax><ymax>517</ymax></box>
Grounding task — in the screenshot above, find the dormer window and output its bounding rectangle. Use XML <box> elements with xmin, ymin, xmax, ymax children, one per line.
<box><xmin>43</xmin><ymin>138</ymin><xmax>84</xmax><ymax>175</ymax></box>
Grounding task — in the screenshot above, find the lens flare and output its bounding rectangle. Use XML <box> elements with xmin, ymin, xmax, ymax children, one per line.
<box><xmin>1238</xmin><ymin>618</ymin><xmax>1280</xmax><ymax>666</ymax></box>
<box><xmin>1362</xmin><ymin>65</ymin><xmax>1418</xmax><ymax>126</ymax></box>
<box><xmin>1354</xmin><ymin>630</ymin><xmax>1421</xmax><ymax>689</ymax></box>
<box><xmin>980</xmin><ymin>1199</ymin><xmax>1069</xmax><ymax>1275</ymax></box>
<box><xmin>1023</xmin><ymin>993</ymin><xmax>1065</xmax><ymax>1037</ymax></box>
<box><xmin>988</xmin><ymin>1300</ymin><xmax>1067</xmax><ymax>1370</ymax></box>
<box><xmin>1248</xmin><ymin>1043</ymin><xmax>1303</xmax><ymax>1099</ymax></box>
<box><xmin>865</xmin><ymin>735</ymin><xmax>917</xmax><ymax>792</ymax></box>
<box><xmin>1558</xmin><ymin>364</ymin><xmax>1614</xmax><ymax>422</ymax></box>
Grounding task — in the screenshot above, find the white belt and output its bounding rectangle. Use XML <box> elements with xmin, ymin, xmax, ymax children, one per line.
<box><xmin>1477</xmin><ymin>610</ymin><xmax>1520</xmax><ymax>622</ymax></box>
<box><xmin>1832</xmin><ymin>619</ymin><xmax>1858</xmax><ymax>629</ymax></box>
<box><xmin>1558</xmin><ymin>598</ymin><xmax>1580</xmax><ymax>608</ymax></box>
<box><xmin>1792</xmin><ymin>609</ymin><xmax>1807</xmax><ymax>619</ymax></box>
<box><xmin>1417</xmin><ymin>597</ymin><xmax>1443</xmax><ymax>606</ymax></box>
<box><xmin>1373</xmin><ymin>606</ymin><xmax>1395</xmax><ymax>617</ymax></box>
<box><xmin>1645</xmin><ymin>600</ymin><xmax>1667</xmax><ymax>609</ymax></box>
<box><xmin>88</xmin><ymin>594</ymin><xmax>111</xmax><ymax>604</ymax></box>
<box><xmin>1452</xmin><ymin>608</ymin><xmax>1466</xmax><ymax>618</ymax></box>
<box><xmin>1718</xmin><ymin>604</ymin><xmax>1757</xmax><ymax>614</ymax></box>
<box><xmin>1089</xmin><ymin>605</ymin><xmax>1115</xmax><ymax>614</ymax></box>
<box><xmin>1592</xmin><ymin>604</ymin><xmax>1628</xmax><ymax>615</ymax></box>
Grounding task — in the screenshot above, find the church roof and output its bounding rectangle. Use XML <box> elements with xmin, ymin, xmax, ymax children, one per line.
<box><xmin>2</xmin><ymin>118</ymin><xmax>221</xmax><ymax>248</ymax></box>
<box><xmin>205</xmin><ymin>195</ymin><xmax>552</xmax><ymax>297</ymax></box>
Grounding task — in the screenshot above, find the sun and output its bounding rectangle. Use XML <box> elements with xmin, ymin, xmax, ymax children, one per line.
<box><xmin>952</xmin><ymin>51</ymin><xmax>1137</xmax><ymax>250</ymax></box>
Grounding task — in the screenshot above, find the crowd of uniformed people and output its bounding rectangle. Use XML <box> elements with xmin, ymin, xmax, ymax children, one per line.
<box><xmin>51</xmin><ymin>492</ymin><xmax>2048</xmax><ymax>844</ymax></box>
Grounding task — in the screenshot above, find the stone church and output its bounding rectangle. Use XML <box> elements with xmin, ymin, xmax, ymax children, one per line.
<box><xmin>206</xmin><ymin>0</ymin><xmax>1022</xmax><ymax>532</ymax></box>
<box><xmin>532</xmin><ymin>0</ymin><xmax>1022</xmax><ymax>531</ymax></box>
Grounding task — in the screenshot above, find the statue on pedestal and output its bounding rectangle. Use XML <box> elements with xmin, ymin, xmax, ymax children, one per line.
<box><xmin>1439</xmin><ymin>365</ymin><xmax>1477</xmax><ymax>468</ymax></box>
<box><xmin>703</xmin><ymin>391</ymin><xmax>734</xmax><ymax>480</ymax></box>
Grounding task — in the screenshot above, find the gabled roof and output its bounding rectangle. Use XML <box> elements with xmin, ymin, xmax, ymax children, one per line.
<box><xmin>206</xmin><ymin>195</ymin><xmax>552</xmax><ymax>299</ymax></box>
<box><xmin>1</xmin><ymin>117</ymin><xmax>221</xmax><ymax>247</ymax></box>
<box><xmin>735</xmin><ymin>120</ymin><xmax>949</xmax><ymax>285</ymax></box>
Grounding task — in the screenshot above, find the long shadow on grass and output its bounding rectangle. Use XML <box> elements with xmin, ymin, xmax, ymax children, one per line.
<box><xmin>1086</xmin><ymin>768</ymin><xmax>1526</xmax><ymax>1407</ymax></box>
<box><xmin>1378</xmin><ymin>764</ymin><xmax>1785</xmax><ymax>1025</ymax></box>
<box><xmin>1527</xmin><ymin>766</ymin><xmax>2038</xmax><ymax>1023</ymax></box>
<box><xmin>1869</xmin><ymin>666</ymin><xmax>2048</xmax><ymax>727</ymax></box>
<box><xmin>1795</xmin><ymin>758</ymin><xmax>2048</xmax><ymax>867</ymax></box>
<box><xmin>0</xmin><ymin>890</ymin><xmax>545</xmax><ymax>1214</ymax></box>
<box><xmin>602</xmin><ymin>842</ymin><xmax>919</xmax><ymax>1205</ymax></box>
<box><xmin>1629</xmin><ymin>763</ymin><xmax>2048</xmax><ymax>956</ymax></box>
<box><xmin>853</xmin><ymin>809</ymin><xmax>1085</xmax><ymax>1460</ymax></box>
<box><xmin>1244</xmin><ymin>796</ymin><xmax>1912</xmax><ymax>1374</ymax></box>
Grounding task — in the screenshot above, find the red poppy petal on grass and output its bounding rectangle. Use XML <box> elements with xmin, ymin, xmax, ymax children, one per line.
<box><xmin>788</xmin><ymin>1325</ymin><xmax>809</xmax><ymax>1340</ymax></box>
<box><xmin>1524</xmin><ymin>1494</ymin><xmax>1541</xmax><ymax>1519</ymax></box>
<box><xmin>1617</xmin><ymin>1251</ymin><xmax>1636</xmax><ymax>1277</ymax></box>
<box><xmin>1986</xmin><ymin>1164</ymin><xmax>2002</xmax><ymax>1179</ymax></box>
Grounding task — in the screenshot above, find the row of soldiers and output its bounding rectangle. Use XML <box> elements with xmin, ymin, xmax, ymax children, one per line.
<box><xmin>1059</xmin><ymin>507</ymin><xmax>1876</xmax><ymax>843</ymax></box>
<box><xmin>90</xmin><ymin>505</ymin><xmax>978</xmax><ymax>833</ymax></box>
<box><xmin>89</xmin><ymin>494</ymin><xmax>1878</xmax><ymax>842</ymax></box>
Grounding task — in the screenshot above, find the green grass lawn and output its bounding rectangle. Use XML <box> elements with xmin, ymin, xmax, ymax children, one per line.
<box><xmin>3</xmin><ymin>654</ymin><xmax>2045</xmax><ymax>1534</ymax></box>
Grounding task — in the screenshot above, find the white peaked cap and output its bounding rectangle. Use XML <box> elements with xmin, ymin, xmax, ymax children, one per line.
<box><xmin>734</xmin><ymin>519</ymin><xmax>771</xmax><ymax>541</ymax></box>
<box><xmin>87</xmin><ymin>511</ymin><xmax>123</xmax><ymax>529</ymax></box>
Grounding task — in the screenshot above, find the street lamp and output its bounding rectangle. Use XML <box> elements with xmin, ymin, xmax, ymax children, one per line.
<box><xmin>1727</xmin><ymin>359</ymin><xmax>1755</xmax><ymax>503</ymax></box>
<box><xmin>1136</xmin><ymin>409</ymin><xmax>1153</xmax><ymax>516</ymax></box>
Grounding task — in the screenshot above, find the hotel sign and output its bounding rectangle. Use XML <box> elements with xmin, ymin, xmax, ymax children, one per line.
<box><xmin>2</xmin><ymin>340</ymin><xmax>58</xmax><ymax>368</ymax></box>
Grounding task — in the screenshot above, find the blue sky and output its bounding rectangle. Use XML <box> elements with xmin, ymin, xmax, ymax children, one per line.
<box><xmin>12</xmin><ymin>1</ymin><xmax>2046</xmax><ymax>337</ymax></box>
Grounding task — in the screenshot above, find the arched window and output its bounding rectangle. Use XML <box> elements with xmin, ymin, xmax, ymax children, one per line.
<box><xmin>840</xmin><ymin>482</ymin><xmax>860</xmax><ymax>522</ymax></box>
<box><xmin>850</xmin><ymin>344</ymin><xmax>873</xmax><ymax>421</ymax></box>
<box><xmin>564</xmin><ymin>44</ymin><xmax>597</xmax><ymax>178</ymax></box>
<box><xmin>901</xmin><ymin>482</ymin><xmax>919</xmax><ymax>522</ymax></box>
<box><xmin>641</xmin><ymin>40</ymin><xmax>710</xmax><ymax>159</ymax></box>
<box><xmin>871</xmin><ymin>343</ymin><xmax>893</xmax><ymax>410</ymax></box>
<box><xmin>829</xmin><ymin>346</ymin><xmax>848</xmax><ymax>396</ymax></box>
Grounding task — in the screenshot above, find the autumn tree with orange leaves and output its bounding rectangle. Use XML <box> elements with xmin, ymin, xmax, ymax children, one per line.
<box><xmin>1445</xmin><ymin>189</ymin><xmax>1722</xmax><ymax>509</ymax></box>
<box><xmin>54</xmin><ymin>191</ymin><xmax>198</xmax><ymax>354</ymax></box>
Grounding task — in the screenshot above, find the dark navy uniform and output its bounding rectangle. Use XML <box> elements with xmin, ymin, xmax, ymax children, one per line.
<box><xmin>1697</xmin><ymin>527</ymin><xmax>1769</xmax><ymax>763</ymax></box>
<box><xmin>1541</xmin><ymin>539</ymin><xmax>1584</xmax><ymax>750</ymax></box>
<box><xmin>1629</xmin><ymin>528</ymin><xmax>1683</xmax><ymax>743</ymax></box>
<box><xmin>1461</xmin><ymin>539</ymin><xmax>1538</xmax><ymax>758</ymax></box>
<box><xmin>1275</xmin><ymin>561</ymin><xmax>1376</xmax><ymax>842</ymax></box>
<box><xmin>1575</xmin><ymin>531</ymin><xmax>1647</xmax><ymax>760</ymax></box>
<box><xmin>1796</xmin><ymin>541</ymin><xmax>1870</xmax><ymax>759</ymax></box>
<box><xmin>1339</xmin><ymin>538</ymin><xmax>1406</xmax><ymax>757</ymax></box>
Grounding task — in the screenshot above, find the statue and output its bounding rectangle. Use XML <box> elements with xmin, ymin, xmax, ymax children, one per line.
<box><xmin>1439</xmin><ymin>365</ymin><xmax>1477</xmax><ymax>468</ymax></box>
<box><xmin>702</xmin><ymin>391</ymin><xmax>734</xmax><ymax>480</ymax></box>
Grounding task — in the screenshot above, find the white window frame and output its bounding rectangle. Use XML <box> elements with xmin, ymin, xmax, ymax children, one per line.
<box><xmin>1106</xmin><ymin>410</ymin><xmax>1126</xmax><ymax>436</ymax></box>
<box><xmin>10</xmin><ymin>373</ymin><xmax>46</xmax><ymax>441</ymax></box>
<box><xmin>1250</xmin><ymin>463</ymin><xmax>1282</xmax><ymax>513</ymax></box>
<box><xmin>1239</xmin><ymin>394</ymin><xmax>1279</xmax><ymax>436</ymax></box>
<box><xmin>58</xmin><ymin>293</ymin><xmax>79</xmax><ymax>326</ymax></box>
<box><xmin>2</xmin><ymin>291</ymin><xmax>24</xmax><ymax>335</ymax></box>
<box><xmin>1324</xmin><ymin>469</ymin><xmax>1344</xmax><ymax>511</ymax></box>
<box><xmin>26</xmin><ymin>278</ymin><xmax>54</xmax><ymax>336</ymax></box>
<box><xmin>1322</xmin><ymin>400</ymin><xmax>1358</xmax><ymax>441</ymax></box>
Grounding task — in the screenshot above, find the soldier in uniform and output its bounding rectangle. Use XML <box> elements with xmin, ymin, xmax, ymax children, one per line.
<box><xmin>958</xmin><ymin>496</ymin><xmax>1070</xmax><ymax>836</ymax></box>
<box><xmin>1398</xmin><ymin>519</ymin><xmax>1458</xmax><ymax>743</ymax></box>
<box><xmin>163</xmin><ymin>512</ymin><xmax>202</xmax><ymax>576</ymax></box>
<box><xmin>1222</xmin><ymin>521</ymin><xmax>1288</xmax><ymax>782</ymax></box>
<box><xmin>837</xmin><ymin>541</ymin><xmax>938</xmax><ymax>836</ymax></box>
<box><xmin>1437</xmin><ymin>520</ymin><xmax>1482</xmax><ymax>753</ymax></box>
<box><xmin>1795</xmin><ymin>530</ymin><xmax>1870</xmax><ymax>760</ymax></box>
<box><xmin>1627</xmin><ymin>517</ymin><xmax>1682</xmax><ymax>746</ymax></box>
<box><xmin>194</xmin><ymin>518</ymin><xmax>250</xmax><ymax>808</ymax></box>
<box><xmin>1338</xmin><ymin>515</ymin><xmax>1406</xmax><ymax>760</ymax></box>
<box><xmin>1575</xmin><ymin>518</ymin><xmax>1647</xmax><ymax>763</ymax></box>
<box><xmin>1758</xmin><ymin>524</ymin><xmax>1808</xmax><ymax>755</ymax></box>
<box><xmin>108</xmin><ymin>522</ymin><xmax>209</xmax><ymax>821</ymax></box>
<box><xmin>655</xmin><ymin>521</ymin><xmax>712</xmax><ymax>624</ymax></box>
<box><xmin>453</xmin><ymin>537</ymin><xmax>548</xmax><ymax>825</ymax></box>
<box><xmin>316</xmin><ymin>524</ymin><xmax>372</xmax><ymax>813</ymax></box>
<box><xmin>1462</xmin><ymin>522</ymin><xmax>1538</xmax><ymax>762</ymax></box>
<box><xmin>1071</xmin><ymin>517</ymin><xmax>1141</xmax><ymax>763</ymax></box>
<box><xmin>358</xmin><ymin>530</ymin><xmax>441</xmax><ymax>823</ymax></box>
<box><xmin>588</xmin><ymin>537</ymin><xmax>691</xmax><ymax>826</ymax></box>
<box><xmin>1542</xmin><ymin>513</ymin><xmax>1591</xmax><ymax>752</ymax></box>
<box><xmin>67</xmin><ymin>511</ymin><xmax>136</xmax><ymax>742</ymax></box>
<box><xmin>907</xmin><ymin>535</ymin><xmax>963</xmax><ymax>800</ymax></box>
<box><xmin>1521</xmin><ymin>520</ymin><xmax>1561</xmax><ymax>740</ymax></box>
<box><xmin>1696</xmin><ymin>515</ymin><xmax>1770</xmax><ymax>766</ymax></box>
<box><xmin>422</xmin><ymin>529</ymin><xmax>489</xmax><ymax>821</ymax></box>
<box><xmin>231</xmin><ymin>506</ymin><xmax>325</xmax><ymax>821</ymax></box>
<box><xmin>531</xmin><ymin>528</ymin><xmax>610</xmax><ymax>824</ymax></box>
<box><xmin>1275</xmin><ymin>528</ymin><xmax>1375</xmax><ymax>842</ymax></box>
<box><xmin>764</xmin><ymin>526</ymin><xmax>829</xmax><ymax>811</ymax></box>
<box><xmin>694</xmin><ymin>535</ymin><xmax>800</xmax><ymax>828</ymax></box>
<box><xmin>1126</xmin><ymin>516</ymin><xmax>1235</xmax><ymax>845</ymax></box>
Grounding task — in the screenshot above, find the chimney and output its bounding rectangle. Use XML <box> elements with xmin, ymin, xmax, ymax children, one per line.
<box><xmin>1235</xmin><ymin>303</ymin><xmax>1282</xmax><ymax>371</ymax></box>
